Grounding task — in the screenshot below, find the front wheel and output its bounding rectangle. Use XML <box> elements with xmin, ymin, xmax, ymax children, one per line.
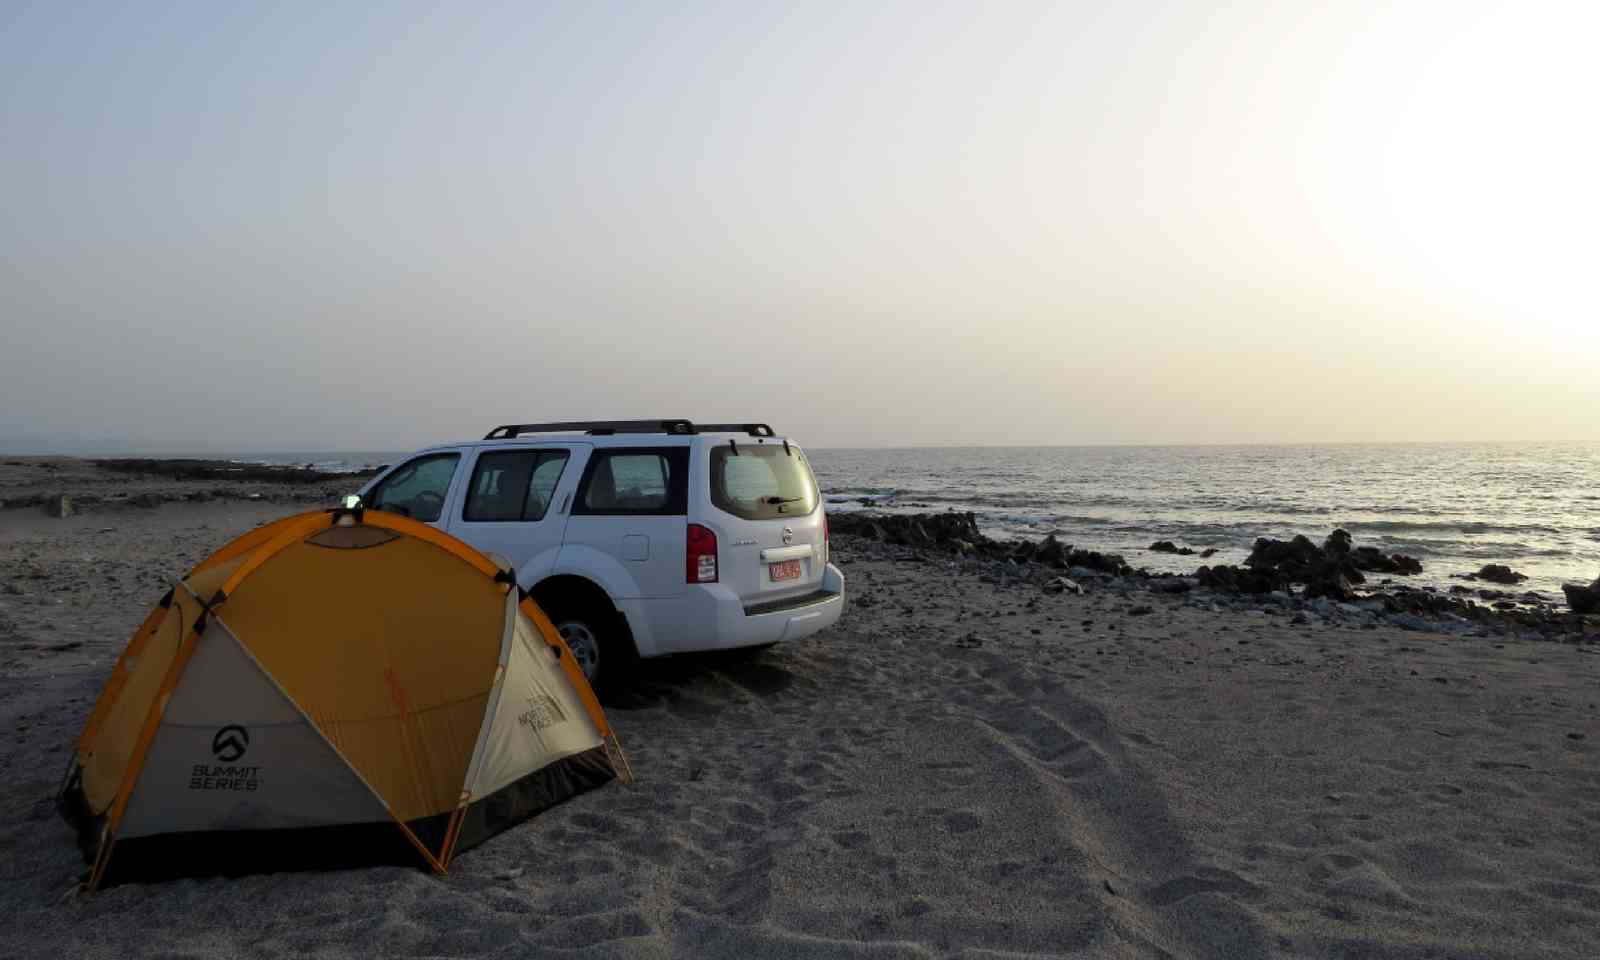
<box><xmin>543</xmin><ymin>603</ymin><xmax>635</xmax><ymax>694</ymax></box>
<box><xmin>555</xmin><ymin>619</ymin><xmax>602</xmax><ymax>682</ymax></box>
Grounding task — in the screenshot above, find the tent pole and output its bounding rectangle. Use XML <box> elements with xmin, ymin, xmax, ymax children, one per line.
<box><xmin>85</xmin><ymin>826</ymin><xmax>115</xmax><ymax>893</ymax></box>
<box><xmin>85</xmin><ymin>609</ymin><xmax>208</xmax><ymax>894</ymax></box>
<box><xmin>607</xmin><ymin>734</ymin><xmax>635</xmax><ymax>784</ymax></box>
<box><xmin>393</xmin><ymin>819</ymin><xmax>447</xmax><ymax>875</ymax></box>
<box><xmin>440</xmin><ymin>803</ymin><xmax>469</xmax><ymax>869</ymax></box>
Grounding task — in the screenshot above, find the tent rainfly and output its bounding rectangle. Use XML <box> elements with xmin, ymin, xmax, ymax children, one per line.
<box><xmin>58</xmin><ymin>505</ymin><xmax>630</xmax><ymax>889</ymax></box>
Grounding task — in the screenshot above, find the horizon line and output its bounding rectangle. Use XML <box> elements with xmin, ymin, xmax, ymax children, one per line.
<box><xmin>3</xmin><ymin>437</ymin><xmax>1596</xmax><ymax>458</ymax></box>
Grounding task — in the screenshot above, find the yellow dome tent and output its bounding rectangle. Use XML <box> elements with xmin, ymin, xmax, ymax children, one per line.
<box><xmin>59</xmin><ymin>506</ymin><xmax>630</xmax><ymax>890</ymax></box>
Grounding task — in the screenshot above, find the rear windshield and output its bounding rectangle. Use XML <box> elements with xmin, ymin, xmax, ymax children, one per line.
<box><xmin>709</xmin><ymin>443</ymin><xmax>819</xmax><ymax>521</ymax></box>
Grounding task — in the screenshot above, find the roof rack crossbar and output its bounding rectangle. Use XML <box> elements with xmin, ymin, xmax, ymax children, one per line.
<box><xmin>482</xmin><ymin>420</ymin><xmax>777</xmax><ymax>440</ymax></box>
<box><xmin>696</xmin><ymin>423</ymin><xmax>776</xmax><ymax>438</ymax></box>
<box><xmin>484</xmin><ymin>420</ymin><xmax>697</xmax><ymax>440</ymax></box>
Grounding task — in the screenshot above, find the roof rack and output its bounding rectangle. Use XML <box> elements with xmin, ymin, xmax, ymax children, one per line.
<box><xmin>483</xmin><ymin>420</ymin><xmax>775</xmax><ymax>440</ymax></box>
<box><xmin>696</xmin><ymin>423</ymin><xmax>776</xmax><ymax>437</ymax></box>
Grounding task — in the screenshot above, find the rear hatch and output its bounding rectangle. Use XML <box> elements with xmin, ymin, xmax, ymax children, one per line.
<box><xmin>705</xmin><ymin>440</ymin><xmax>827</xmax><ymax>609</ymax></box>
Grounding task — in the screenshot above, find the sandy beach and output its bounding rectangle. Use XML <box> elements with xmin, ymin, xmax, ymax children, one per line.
<box><xmin>2</xmin><ymin>460</ymin><xmax>1597</xmax><ymax>959</ymax></box>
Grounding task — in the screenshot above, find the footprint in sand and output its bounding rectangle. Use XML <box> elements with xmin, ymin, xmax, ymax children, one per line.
<box><xmin>943</xmin><ymin>810</ymin><xmax>981</xmax><ymax>834</ymax></box>
<box><xmin>1145</xmin><ymin>866</ymin><xmax>1262</xmax><ymax>906</ymax></box>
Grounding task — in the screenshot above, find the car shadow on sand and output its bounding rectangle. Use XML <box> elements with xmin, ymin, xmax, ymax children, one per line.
<box><xmin>602</xmin><ymin>647</ymin><xmax>798</xmax><ymax>712</ymax></box>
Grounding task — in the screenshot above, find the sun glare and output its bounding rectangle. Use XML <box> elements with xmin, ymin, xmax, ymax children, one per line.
<box><xmin>1317</xmin><ymin>3</ymin><xmax>1598</xmax><ymax>346</ymax></box>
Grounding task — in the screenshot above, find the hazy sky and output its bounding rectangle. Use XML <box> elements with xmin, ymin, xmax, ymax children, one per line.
<box><xmin>3</xmin><ymin>1</ymin><xmax>1596</xmax><ymax>452</ymax></box>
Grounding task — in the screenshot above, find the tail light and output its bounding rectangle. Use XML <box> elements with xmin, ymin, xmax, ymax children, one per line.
<box><xmin>823</xmin><ymin>513</ymin><xmax>830</xmax><ymax>564</ymax></box>
<box><xmin>686</xmin><ymin>523</ymin><xmax>718</xmax><ymax>583</ymax></box>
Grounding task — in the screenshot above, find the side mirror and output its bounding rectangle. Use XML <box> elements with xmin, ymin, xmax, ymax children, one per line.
<box><xmin>342</xmin><ymin>494</ymin><xmax>364</xmax><ymax>510</ymax></box>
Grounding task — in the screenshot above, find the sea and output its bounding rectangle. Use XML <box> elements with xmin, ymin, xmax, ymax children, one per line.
<box><xmin>228</xmin><ymin>444</ymin><xmax>1600</xmax><ymax>599</ymax></box>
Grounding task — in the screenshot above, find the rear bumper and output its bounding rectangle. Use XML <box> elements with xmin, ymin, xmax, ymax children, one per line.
<box><xmin>620</xmin><ymin>563</ymin><xmax>846</xmax><ymax>657</ymax></box>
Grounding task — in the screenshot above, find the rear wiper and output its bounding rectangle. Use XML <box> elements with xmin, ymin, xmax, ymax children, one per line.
<box><xmin>764</xmin><ymin>496</ymin><xmax>803</xmax><ymax>504</ymax></box>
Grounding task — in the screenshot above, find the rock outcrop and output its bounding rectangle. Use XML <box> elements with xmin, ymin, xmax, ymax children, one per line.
<box><xmin>1563</xmin><ymin>578</ymin><xmax>1600</xmax><ymax>615</ymax></box>
<box><xmin>1476</xmin><ymin>564</ymin><xmax>1528</xmax><ymax>585</ymax></box>
<box><xmin>827</xmin><ymin>512</ymin><xmax>1131</xmax><ymax>574</ymax></box>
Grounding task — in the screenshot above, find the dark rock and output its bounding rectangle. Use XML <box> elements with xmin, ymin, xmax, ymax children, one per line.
<box><xmin>1042</xmin><ymin>577</ymin><xmax>1082</xmax><ymax>596</ymax></box>
<box><xmin>1563</xmin><ymin>578</ymin><xmax>1600</xmax><ymax>615</ymax></box>
<box><xmin>1149</xmin><ymin>540</ymin><xmax>1195</xmax><ymax>556</ymax></box>
<box><xmin>1148</xmin><ymin>577</ymin><xmax>1193</xmax><ymax>594</ymax></box>
<box><xmin>1065</xmin><ymin>548</ymin><xmax>1129</xmax><ymax>576</ymax></box>
<box><xmin>1128</xmin><ymin>605</ymin><xmax>1154</xmax><ymax>616</ymax></box>
<box><xmin>1036</xmin><ymin>534</ymin><xmax>1067</xmax><ymax>566</ymax></box>
<box><xmin>44</xmin><ymin>494</ymin><xmax>72</xmax><ymax>518</ymax></box>
<box><xmin>1477</xmin><ymin>564</ymin><xmax>1527</xmax><ymax>585</ymax></box>
<box><xmin>1323</xmin><ymin>529</ymin><xmax>1354</xmax><ymax>557</ymax></box>
<box><xmin>1303</xmin><ymin>571</ymin><xmax>1358</xmax><ymax>602</ymax></box>
<box><xmin>1247</xmin><ymin>536</ymin><xmax>1322</xmax><ymax>574</ymax></box>
<box><xmin>1391</xmin><ymin>555</ymin><xmax>1423</xmax><ymax>575</ymax></box>
<box><xmin>1199</xmin><ymin>548</ymin><xmax>1218</xmax><ymax>559</ymax></box>
<box><xmin>828</xmin><ymin>511</ymin><xmax>985</xmax><ymax>550</ymax></box>
<box><xmin>1233</xmin><ymin>530</ymin><xmax>1424</xmax><ymax>596</ymax></box>
<box><xmin>1196</xmin><ymin>565</ymin><xmax>1282</xmax><ymax>594</ymax></box>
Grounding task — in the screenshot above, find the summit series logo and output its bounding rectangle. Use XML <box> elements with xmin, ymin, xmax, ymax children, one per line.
<box><xmin>190</xmin><ymin>725</ymin><xmax>262</xmax><ymax>792</ymax></box>
<box><xmin>211</xmin><ymin>724</ymin><xmax>249</xmax><ymax>762</ymax></box>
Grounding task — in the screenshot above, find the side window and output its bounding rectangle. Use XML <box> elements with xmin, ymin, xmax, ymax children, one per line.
<box><xmin>368</xmin><ymin>454</ymin><xmax>459</xmax><ymax>522</ymax></box>
<box><xmin>526</xmin><ymin>453</ymin><xmax>569</xmax><ymax>520</ymax></box>
<box><xmin>463</xmin><ymin>450</ymin><xmax>570</xmax><ymax>522</ymax></box>
<box><xmin>574</xmin><ymin>448</ymin><xmax>689</xmax><ymax>516</ymax></box>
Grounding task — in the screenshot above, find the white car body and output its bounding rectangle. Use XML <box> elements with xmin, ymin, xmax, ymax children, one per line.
<box><xmin>355</xmin><ymin>421</ymin><xmax>844</xmax><ymax>680</ymax></box>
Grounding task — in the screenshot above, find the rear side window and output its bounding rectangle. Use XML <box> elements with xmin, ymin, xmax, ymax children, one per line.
<box><xmin>710</xmin><ymin>444</ymin><xmax>818</xmax><ymax>521</ymax></box>
<box><xmin>574</xmin><ymin>448</ymin><xmax>689</xmax><ymax>516</ymax></box>
<box><xmin>463</xmin><ymin>449</ymin><xmax>570</xmax><ymax>522</ymax></box>
<box><xmin>368</xmin><ymin>453</ymin><xmax>460</xmax><ymax>522</ymax></box>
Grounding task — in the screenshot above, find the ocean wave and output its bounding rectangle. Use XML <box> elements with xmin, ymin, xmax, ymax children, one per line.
<box><xmin>229</xmin><ymin>457</ymin><xmax>380</xmax><ymax>475</ymax></box>
<box><xmin>1342</xmin><ymin>519</ymin><xmax>1565</xmax><ymax>536</ymax></box>
<box><xmin>821</xmin><ymin>486</ymin><xmax>901</xmax><ymax>497</ymax></box>
<box><xmin>811</xmin><ymin>444</ymin><xmax>1600</xmax><ymax>589</ymax></box>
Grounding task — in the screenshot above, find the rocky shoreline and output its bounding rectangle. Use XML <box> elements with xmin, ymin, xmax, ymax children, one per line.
<box><xmin>830</xmin><ymin>512</ymin><xmax>1600</xmax><ymax>641</ymax></box>
<box><xmin>0</xmin><ymin>457</ymin><xmax>377</xmax><ymax>515</ymax></box>
<box><xmin>4</xmin><ymin>460</ymin><xmax>1595</xmax><ymax>639</ymax></box>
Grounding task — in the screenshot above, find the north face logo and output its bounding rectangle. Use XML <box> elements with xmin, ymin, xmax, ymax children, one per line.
<box><xmin>211</xmin><ymin>725</ymin><xmax>249</xmax><ymax>762</ymax></box>
<box><xmin>517</xmin><ymin>696</ymin><xmax>563</xmax><ymax>732</ymax></box>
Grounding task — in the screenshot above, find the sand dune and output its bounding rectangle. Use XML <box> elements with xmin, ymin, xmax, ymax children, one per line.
<box><xmin>2</xmin><ymin>501</ymin><xmax>1597</xmax><ymax>958</ymax></box>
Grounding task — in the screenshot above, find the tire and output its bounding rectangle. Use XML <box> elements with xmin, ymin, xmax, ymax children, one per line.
<box><xmin>543</xmin><ymin>601</ymin><xmax>635</xmax><ymax>694</ymax></box>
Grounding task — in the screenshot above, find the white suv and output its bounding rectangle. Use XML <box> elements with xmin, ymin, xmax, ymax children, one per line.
<box><xmin>355</xmin><ymin>420</ymin><xmax>845</xmax><ymax>688</ymax></box>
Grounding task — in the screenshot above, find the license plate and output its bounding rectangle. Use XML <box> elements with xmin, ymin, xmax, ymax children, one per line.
<box><xmin>770</xmin><ymin>559</ymin><xmax>802</xmax><ymax>582</ymax></box>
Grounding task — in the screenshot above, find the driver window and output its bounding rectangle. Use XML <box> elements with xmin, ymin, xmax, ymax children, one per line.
<box><xmin>368</xmin><ymin>453</ymin><xmax>460</xmax><ymax>522</ymax></box>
